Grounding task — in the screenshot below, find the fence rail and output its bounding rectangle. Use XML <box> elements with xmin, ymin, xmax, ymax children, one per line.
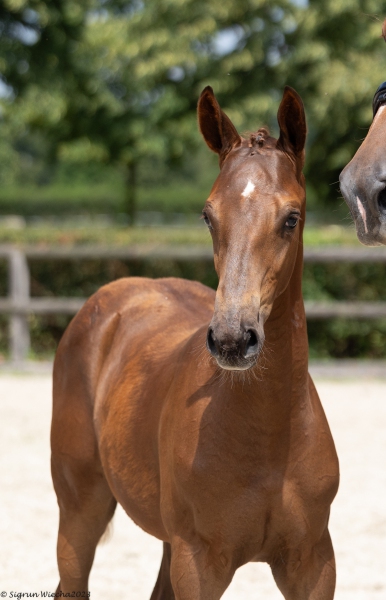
<box><xmin>2</xmin><ymin>244</ymin><xmax>386</xmax><ymax>362</ymax></box>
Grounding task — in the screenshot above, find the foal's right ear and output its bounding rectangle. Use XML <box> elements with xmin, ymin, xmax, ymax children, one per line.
<box><xmin>198</xmin><ymin>86</ymin><xmax>241</xmax><ymax>164</ymax></box>
<box><xmin>277</xmin><ymin>86</ymin><xmax>307</xmax><ymax>168</ymax></box>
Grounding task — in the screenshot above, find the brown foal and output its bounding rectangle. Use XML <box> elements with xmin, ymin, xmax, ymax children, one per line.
<box><xmin>51</xmin><ymin>86</ymin><xmax>339</xmax><ymax>599</ymax></box>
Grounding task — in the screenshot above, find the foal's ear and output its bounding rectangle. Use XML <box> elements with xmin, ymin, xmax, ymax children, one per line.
<box><xmin>277</xmin><ymin>86</ymin><xmax>307</xmax><ymax>167</ymax></box>
<box><xmin>198</xmin><ymin>86</ymin><xmax>241</xmax><ymax>164</ymax></box>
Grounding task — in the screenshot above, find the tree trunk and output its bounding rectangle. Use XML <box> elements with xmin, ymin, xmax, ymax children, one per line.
<box><xmin>124</xmin><ymin>162</ymin><xmax>137</xmax><ymax>225</ymax></box>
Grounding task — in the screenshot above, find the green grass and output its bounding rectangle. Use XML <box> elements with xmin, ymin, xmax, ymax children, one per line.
<box><xmin>0</xmin><ymin>181</ymin><xmax>212</xmax><ymax>216</ymax></box>
<box><xmin>303</xmin><ymin>224</ymin><xmax>359</xmax><ymax>247</ymax></box>
<box><xmin>0</xmin><ymin>223</ymin><xmax>210</xmax><ymax>246</ymax></box>
<box><xmin>0</xmin><ymin>184</ymin><xmax>122</xmax><ymax>215</ymax></box>
<box><xmin>0</xmin><ymin>222</ymin><xmax>361</xmax><ymax>247</ymax></box>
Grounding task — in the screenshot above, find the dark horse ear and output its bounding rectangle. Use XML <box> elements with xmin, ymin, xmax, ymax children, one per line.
<box><xmin>277</xmin><ymin>86</ymin><xmax>307</xmax><ymax>168</ymax></box>
<box><xmin>198</xmin><ymin>86</ymin><xmax>241</xmax><ymax>164</ymax></box>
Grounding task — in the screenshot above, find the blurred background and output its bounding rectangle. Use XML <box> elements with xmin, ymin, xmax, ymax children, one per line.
<box><xmin>1</xmin><ymin>0</ymin><xmax>386</xmax><ymax>362</ymax></box>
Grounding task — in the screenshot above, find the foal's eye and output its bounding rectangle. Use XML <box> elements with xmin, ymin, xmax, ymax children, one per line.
<box><xmin>285</xmin><ymin>215</ymin><xmax>299</xmax><ymax>229</ymax></box>
<box><xmin>202</xmin><ymin>211</ymin><xmax>213</xmax><ymax>230</ymax></box>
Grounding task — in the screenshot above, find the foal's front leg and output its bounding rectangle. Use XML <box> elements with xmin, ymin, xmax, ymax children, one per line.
<box><xmin>271</xmin><ymin>529</ymin><xmax>336</xmax><ymax>600</ymax></box>
<box><xmin>169</xmin><ymin>537</ymin><xmax>235</xmax><ymax>600</ymax></box>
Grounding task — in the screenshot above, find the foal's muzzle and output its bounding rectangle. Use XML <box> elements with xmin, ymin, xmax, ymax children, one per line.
<box><xmin>206</xmin><ymin>324</ymin><xmax>263</xmax><ymax>370</ymax></box>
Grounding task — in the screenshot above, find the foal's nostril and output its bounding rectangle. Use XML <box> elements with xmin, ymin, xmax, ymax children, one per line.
<box><xmin>207</xmin><ymin>328</ymin><xmax>218</xmax><ymax>357</ymax></box>
<box><xmin>378</xmin><ymin>187</ymin><xmax>386</xmax><ymax>215</ymax></box>
<box><xmin>244</xmin><ymin>329</ymin><xmax>259</xmax><ymax>357</ymax></box>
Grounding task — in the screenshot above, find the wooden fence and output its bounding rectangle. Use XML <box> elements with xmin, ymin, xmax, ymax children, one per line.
<box><xmin>2</xmin><ymin>243</ymin><xmax>386</xmax><ymax>362</ymax></box>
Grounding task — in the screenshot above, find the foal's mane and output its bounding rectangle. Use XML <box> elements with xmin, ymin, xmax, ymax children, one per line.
<box><xmin>243</xmin><ymin>127</ymin><xmax>276</xmax><ymax>149</ymax></box>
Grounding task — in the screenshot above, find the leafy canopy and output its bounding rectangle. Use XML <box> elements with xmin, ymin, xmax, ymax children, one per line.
<box><xmin>1</xmin><ymin>0</ymin><xmax>386</xmax><ymax>210</ymax></box>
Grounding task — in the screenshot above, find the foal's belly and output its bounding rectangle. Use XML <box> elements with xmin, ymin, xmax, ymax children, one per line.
<box><xmin>95</xmin><ymin>343</ymin><xmax>189</xmax><ymax>542</ymax></box>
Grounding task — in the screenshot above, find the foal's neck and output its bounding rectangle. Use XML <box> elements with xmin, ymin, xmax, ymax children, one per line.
<box><xmin>262</xmin><ymin>230</ymin><xmax>308</xmax><ymax>393</ymax></box>
<box><xmin>210</xmin><ymin>239</ymin><xmax>308</xmax><ymax>437</ymax></box>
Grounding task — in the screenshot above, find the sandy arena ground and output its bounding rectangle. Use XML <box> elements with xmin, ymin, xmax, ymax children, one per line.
<box><xmin>1</xmin><ymin>372</ymin><xmax>386</xmax><ymax>599</ymax></box>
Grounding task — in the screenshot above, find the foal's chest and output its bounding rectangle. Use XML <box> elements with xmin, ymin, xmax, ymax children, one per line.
<box><xmin>162</xmin><ymin>399</ymin><xmax>336</xmax><ymax>560</ymax></box>
<box><xmin>171</xmin><ymin>454</ymin><xmax>331</xmax><ymax>564</ymax></box>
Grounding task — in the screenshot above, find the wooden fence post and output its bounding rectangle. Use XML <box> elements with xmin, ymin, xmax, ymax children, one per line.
<box><xmin>8</xmin><ymin>249</ymin><xmax>30</xmax><ymax>362</ymax></box>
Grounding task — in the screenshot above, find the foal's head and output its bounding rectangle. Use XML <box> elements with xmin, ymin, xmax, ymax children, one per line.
<box><xmin>198</xmin><ymin>86</ymin><xmax>307</xmax><ymax>371</ymax></box>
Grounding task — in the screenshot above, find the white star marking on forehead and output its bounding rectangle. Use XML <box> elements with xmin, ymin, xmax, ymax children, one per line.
<box><xmin>241</xmin><ymin>180</ymin><xmax>255</xmax><ymax>198</ymax></box>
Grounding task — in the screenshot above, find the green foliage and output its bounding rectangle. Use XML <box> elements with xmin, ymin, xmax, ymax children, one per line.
<box><xmin>0</xmin><ymin>146</ymin><xmax>220</xmax><ymax>215</ymax></box>
<box><xmin>2</xmin><ymin>3</ymin><xmax>386</xmax><ymax>359</ymax></box>
<box><xmin>0</xmin><ymin>183</ymin><xmax>122</xmax><ymax>215</ymax></box>
<box><xmin>1</xmin><ymin>0</ymin><xmax>303</xmax><ymax>162</ymax></box>
<box><xmin>303</xmin><ymin>262</ymin><xmax>386</xmax><ymax>302</ymax></box>
<box><xmin>1</xmin><ymin>0</ymin><xmax>386</xmax><ymax>223</ymax></box>
<box><xmin>0</xmin><ymin>182</ymin><xmax>213</xmax><ymax>215</ymax></box>
<box><xmin>285</xmin><ymin>0</ymin><xmax>386</xmax><ymax>205</ymax></box>
<box><xmin>3</xmin><ymin>0</ymin><xmax>386</xmax><ymax>218</ymax></box>
<box><xmin>307</xmin><ymin>319</ymin><xmax>386</xmax><ymax>359</ymax></box>
<box><xmin>304</xmin><ymin>261</ymin><xmax>386</xmax><ymax>359</ymax></box>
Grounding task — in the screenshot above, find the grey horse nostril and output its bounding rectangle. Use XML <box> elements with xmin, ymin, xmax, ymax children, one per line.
<box><xmin>378</xmin><ymin>187</ymin><xmax>386</xmax><ymax>215</ymax></box>
<box><xmin>244</xmin><ymin>329</ymin><xmax>258</xmax><ymax>357</ymax></box>
<box><xmin>207</xmin><ymin>328</ymin><xmax>218</xmax><ymax>357</ymax></box>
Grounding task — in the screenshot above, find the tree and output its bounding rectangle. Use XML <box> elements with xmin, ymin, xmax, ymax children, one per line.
<box><xmin>0</xmin><ymin>0</ymin><xmax>299</xmax><ymax>221</ymax></box>
<box><xmin>2</xmin><ymin>0</ymin><xmax>386</xmax><ymax>219</ymax></box>
<box><xmin>0</xmin><ymin>1</ymin><xmax>94</xmax><ymax>185</ymax></box>
<box><xmin>280</xmin><ymin>0</ymin><xmax>386</xmax><ymax>207</ymax></box>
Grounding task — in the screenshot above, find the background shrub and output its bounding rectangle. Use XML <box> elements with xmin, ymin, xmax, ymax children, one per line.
<box><xmin>1</xmin><ymin>257</ymin><xmax>386</xmax><ymax>360</ymax></box>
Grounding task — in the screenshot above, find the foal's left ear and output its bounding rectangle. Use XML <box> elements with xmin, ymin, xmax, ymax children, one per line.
<box><xmin>277</xmin><ymin>86</ymin><xmax>307</xmax><ymax>168</ymax></box>
<box><xmin>198</xmin><ymin>86</ymin><xmax>241</xmax><ymax>165</ymax></box>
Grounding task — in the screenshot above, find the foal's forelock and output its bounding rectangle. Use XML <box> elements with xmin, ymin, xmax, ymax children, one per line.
<box><xmin>242</xmin><ymin>129</ymin><xmax>277</xmax><ymax>153</ymax></box>
<box><xmin>248</xmin><ymin>128</ymin><xmax>270</xmax><ymax>147</ymax></box>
